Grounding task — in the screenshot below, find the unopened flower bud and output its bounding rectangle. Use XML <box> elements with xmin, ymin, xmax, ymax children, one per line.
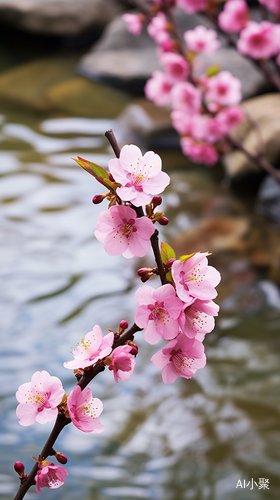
<box><xmin>152</xmin><ymin>196</ymin><xmax>162</xmax><ymax>207</ymax></box>
<box><xmin>92</xmin><ymin>194</ymin><xmax>105</xmax><ymax>204</ymax></box>
<box><xmin>55</xmin><ymin>452</ymin><xmax>68</xmax><ymax>465</ymax></box>
<box><xmin>166</xmin><ymin>258</ymin><xmax>175</xmax><ymax>268</ymax></box>
<box><xmin>109</xmin><ymin>173</ymin><xmax>115</xmax><ymax>182</ymax></box>
<box><xmin>158</xmin><ymin>216</ymin><xmax>169</xmax><ymax>226</ymax></box>
<box><xmin>14</xmin><ymin>461</ymin><xmax>25</xmax><ymax>477</ymax></box>
<box><xmin>137</xmin><ymin>267</ymin><xmax>154</xmax><ymax>283</ymax></box>
<box><xmin>119</xmin><ymin>320</ymin><xmax>128</xmax><ymax>333</ymax></box>
<box><xmin>127</xmin><ymin>341</ymin><xmax>138</xmax><ymax>356</ymax></box>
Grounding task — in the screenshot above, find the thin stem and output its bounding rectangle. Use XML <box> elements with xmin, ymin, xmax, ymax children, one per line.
<box><xmin>105</xmin><ymin>130</ymin><xmax>121</xmax><ymax>158</ymax></box>
<box><xmin>151</xmin><ymin>230</ymin><xmax>169</xmax><ymax>285</ymax></box>
<box><xmin>228</xmin><ymin>135</ymin><xmax>280</xmax><ymax>183</ymax></box>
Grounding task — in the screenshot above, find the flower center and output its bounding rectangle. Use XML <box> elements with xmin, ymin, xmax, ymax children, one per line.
<box><xmin>148</xmin><ymin>301</ymin><xmax>169</xmax><ymax>324</ymax></box>
<box><xmin>170</xmin><ymin>348</ymin><xmax>194</xmax><ymax>373</ymax></box>
<box><xmin>121</xmin><ymin>218</ymin><xmax>137</xmax><ymax>239</ymax></box>
<box><xmin>82</xmin><ymin>399</ymin><xmax>98</xmax><ymax>419</ymax></box>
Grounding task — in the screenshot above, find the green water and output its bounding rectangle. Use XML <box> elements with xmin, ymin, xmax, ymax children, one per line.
<box><xmin>0</xmin><ymin>31</ymin><xmax>280</xmax><ymax>500</ymax></box>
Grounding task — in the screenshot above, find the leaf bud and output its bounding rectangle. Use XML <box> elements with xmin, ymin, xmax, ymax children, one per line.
<box><xmin>92</xmin><ymin>194</ymin><xmax>105</xmax><ymax>204</ymax></box>
<box><xmin>14</xmin><ymin>461</ymin><xmax>25</xmax><ymax>477</ymax></box>
<box><xmin>158</xmin><ymin>216</ymin><xmax>169</xmax><ymax>226</ymax></box>
<box><xmin>55</xmin><ymin>452</ymin><xmax>68</xmax><ymax>465</ymax></box>
<box><xmin>152</xmin><ymin>196</ymin><xmax>162</xmax><ymax>207</ymax></box>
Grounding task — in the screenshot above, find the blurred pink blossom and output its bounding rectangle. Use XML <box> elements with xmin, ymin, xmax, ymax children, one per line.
<box><xmin>16</xmin><ymin>371</ymin><xmax>64</xmax><ymax>426</ymax></box>
<box><xmin>160</xmin><ymin>52</ymin><xmax>189</xmax><ymax>82</ymax></box>
<box><xmin>205</xmin><ymin>71</ymin><xmax>242</xmax><ymax>106</ymax></box>
<box><xmin>135</xmin><ymin>284</ymin><xmax>183</xmax><ymax>344</ymax></box>
<box><xmin>109</xmin><ymin>345</ymin><xmax>136</xmax><ymax>382</ymax></box>
<box><xmin>95</xmin><ymin>205</ymin><xmax>154</xmax><ymax>259</ymax></box>
<box><xmin>258</xmin><ymin>0</ymin><xmax>280</xmax><ymax>13</ymax></box>
<box><xmin>184</xmin><ymin>25</ymin><xmax>220</xmax><ymax>54</ymax></box>
<box><xmin>237</xmin><ymin>21</ymin><xmax>279</xmax><ymax>59</ymax></box>
<box><xmin>35</xmin><ymin>461</ymin><xmax>68</xmax><ymax>494</ymax></box>
<box><xmin>216</xmin><ymin>106</ymin><xmax>245</xmax><ymax>133</ymax></box>
<box><xmin>64</xmin><ymin>325</ymin><xmax>114</xmax><ymax>370</ymax></box>
<box><xmin>122</xmin><ymin>14</ymin><xmax>143</xmax><ymax>35</ymax></box>
<box><xmin>171</xmin><ymin>81</ymin><xmax>202</xmax><ymax>114</ymax></box>
<box><xmin>218</xmin><ymin>0</ymin><xmax>249</xmax><ymax>33</ymax></box>
<box><xmin>177</xmin><ymin>0</ymin><xmax>210</xmax><ymax>14</ymax></box>
<box><xmin>109</xmin><ymin>144</ymin><xmax>170</xmax><ymax>206</ymax></box>
<box><xmin>151</xmin><ymin>332</ymin><xmax>206</xmax><ymax>383</ymax></box>
<box><xmin>144</xmin><ymin>70</ymin><xmax>173</xmax><ymax>106</ymax></box>
<box><xmin>172</xmin><ymin>253</ymin><xmax>221</xmax><ymax>303</ymax></box>
<box><xmin>147</xmin><ymin>12</ymin><xmax>170</xmax><ymax>46</ymax></box>
<box><xmin>180</xmin><ymin>138</ymin><xmax>219</xmax><ymax>166</ymax></box>
<box><xmin>67</xmin><ymin>386</ymin><xmax>104</xmax><ymax>433</ymax></box>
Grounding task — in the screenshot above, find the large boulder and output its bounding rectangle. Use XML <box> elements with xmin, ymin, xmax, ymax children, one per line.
<box><xmin>223</xmin><ymin>94</ymin><xmax>280</xmax><ymax>181</ymax></box>
<box><xmin>0</xmin><ymin>0</ymin><xmax>124</xmax><ymax>36</ymax></box>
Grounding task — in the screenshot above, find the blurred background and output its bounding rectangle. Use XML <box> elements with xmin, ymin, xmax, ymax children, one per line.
<box><xmin>1</xmin><ymin>1</ymin><xmax>280</xmax><ymax>500</ymax></box>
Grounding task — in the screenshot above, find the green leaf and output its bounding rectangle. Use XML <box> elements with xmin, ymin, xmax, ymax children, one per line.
<box><xmin>73</xmin><ymin>156</ymin><xmax>120</xmax><ymax>193</ymax></box>
<box><xmin>206</xmin><ymin>65</ymin><xmax>220</xmax><ymax>77</ymax></box>
<box><xmin>160</xmin><ymin>242</ymin><xmax>176</xmax><ymax>265</ymax></box>
<box><xmin>179</xmin><ymin>253</ymin><xmax>196</xmax><ymax>262</ymax></box>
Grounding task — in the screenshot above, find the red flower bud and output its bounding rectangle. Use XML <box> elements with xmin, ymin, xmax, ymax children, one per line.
<box><xmin>55</xmin><ymin>452</ymin><xmax>68</xmax><ymax>465</ymax></box>
<box><xmin>119</xmin><ymin>320</ymin><xmax>128</xmax><ymax>331</ymax></box>
<box><xmin>158</xmin><ymin>216</ymin><xmax>169</xmax><ymax>226</ymax></box>
<box><xmin>14</xmin><ymin>462</ymin><xmax>25</xmax><ymax>477</ymax></box>
<box><xmin>109</xmin><ymin>173</ymin><xmax>115</xmax><ymax>182</ymax></box>
<box><xmin>92</xmin><ymin>194</ymin><xmax>105</xmax><ymax>204</ymax></box>
<box><xmin>137</xmin><ymin>268</ymin><xmax>154</xmax><ymax>283</ymax></box>
<box><xmin>166</xmin><ymin>258</ymin><xmax>175</xmax><ymax>268</ymax></box>
<box><xmin>152</xmin><ymin>196</ymin><xmax>162</xmax><ymax>207</ymax></box>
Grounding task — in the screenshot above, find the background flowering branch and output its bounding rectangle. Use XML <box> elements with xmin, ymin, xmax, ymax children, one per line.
<box><xmin>122</xmin><ymin>0</ymin><xmax>280</xmax><ymax>183</ymax></box>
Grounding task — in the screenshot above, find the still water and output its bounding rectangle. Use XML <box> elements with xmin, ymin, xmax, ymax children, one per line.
<box><xmin>1</xmin><ymin>104</ymin><xmax>280</xmax><ymax>500</ymax></box>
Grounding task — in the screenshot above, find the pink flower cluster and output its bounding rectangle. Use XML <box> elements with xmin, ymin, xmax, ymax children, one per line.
<box><xmin>143</xmin><ymin>18</ymin><xmax>244</xmax><ymax>166</ymax></box>
<box><xmin>135</xmin><ymin>252</ymin><xmax>221</xmax><ymax>383</ymax></box>
<box><xmin>124</xmin><ymin>0</ymin><xmax>280</xmax><ymax>166</ymax></box>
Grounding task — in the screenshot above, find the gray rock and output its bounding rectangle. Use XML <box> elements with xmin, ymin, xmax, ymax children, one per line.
<box><xmin>0</xmin><ymin>0</ymin><xmax>123</xmax><ymax>36</ymax></box>
<box><xmin>223</xmin><ymin>94</ymin><xmax>280</xmax><ymax>180</ymax></box>
<box><xmin>78</xmin><ymin>8</ymin><xmax>267</xmax><ymax>98</ymax></box>
<box><xmin>257</xmin><ymin>176</ymin><xmax>280</xmax><ymax>224</ymax></box>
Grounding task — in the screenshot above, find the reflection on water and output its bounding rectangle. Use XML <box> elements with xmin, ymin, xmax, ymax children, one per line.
<box><xmin>1</xmin><ymin>106</ymin><xmax>280</xmax><ymax>500</ymax></box>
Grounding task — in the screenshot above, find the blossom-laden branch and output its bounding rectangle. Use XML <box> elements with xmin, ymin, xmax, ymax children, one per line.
<box><xmin>123</xmin><ymin>0</ymin><xmax>280</xmax><ymax>183</ymax></box>
<box><xmin>13</xmin><ymin>130</ymin><xmax>221</xmax><ymax>500</ymax></box>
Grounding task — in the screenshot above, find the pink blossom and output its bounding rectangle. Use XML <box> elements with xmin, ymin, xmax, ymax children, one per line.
<box><xmin>64</xmin><ymin>325</ymin><xmax>114</xmax><ymax>370</ymax></box>
<box><xmin>151</xmin><ymin>332</ymin><xmax>206</xmax><ymax>383</ymax></box>
<box><xmin>171</xmin><ymin>81</ymin><xmax>202</xmax><ymax>114</ymax></box>
<box><xmin>258</xmin><ymin>0</ymin><xmax>280</xmax><ymax>14</ymax></box>
<box><xmin>135</xmin><ymin>284</ymin><xmax>183</xmax><ymax>344</ymax></box>
<box><xmin>159</xmin><ymin>52</ymin><xmax>189</xmax><ymax>82</ymax></box>
<box><xmin>237</xmin><ymin>21</ymin><xmax>279</xmax><ymax>59</ymax></box>
<box><xmin>147</xmin><ymin>12</ymin><xmax>170</xmax><ymax>46</ymax></box>
<box><xmin>35</xmin><ymin>461</ymin><xmax>68</xmax><ymax>494</ymax></box>
<box><xmin>144</xmin><ymin>71</ymin><xmax>173</xmax><ymax>107</ymax></box>
<box><xmin>67</xmin><ymin>386</ymin><xmax>104</xmax><ymax>433</ymax></box>
<box><xmin>205</xmin><ymin>71</ymin><xmax>242</xmax><ymax>106</ymax></box>
<box><xmin>179</xmin><ymin>298</ymin><xmax>219</xmax><ymax>338</ymax></box>
<box><xmin>171</xmin><ymin>253</ymin><xmax>221</xmax><ymax>304</ymax></box>
<box><xmin>177</xmin><ymin>0</ymin><xmax>210</xmax><ymax>14</ymax></box>
<box><xmin>94</xmin><ymin>205</ymin><xmax>154</xmax><ymax>259</ymax></box>
<box><xmin>180</xmin><ymin>137</ymin><xmax>219</xmax><ymax>166</ymax></box>
<box><xmin>109</xmin><ymin>345</ymin><xmax>136</xmax><ymax>382</ymax></box>
<box><xmin>172</xmin><ymin>110</ymin><xmax>207</xmax><ymax>139</ymax></box>
<box><xmin>108</xmin><ymin>144</ymin><xmax>170</xmax><ymax>206</ymax></box>
<box><xmin>216</xmin><ymin>106</ymin><xmax>245</xmax><ymax>133</ymax></box>
<box><xmin>184</xmin><ymin>25</ymin><xmax>221</xmax><ymax>54</ymax></box>
<box><xmin>16</xmin><ymin>371</ymin><xmax>64</xmax><ymax>427</ymax></box>
<box><xmin>122</xmin><ymin>14</ymin><xmax>143</xmax><ymax>36</ymax></box>
<box><xmin>218</xmin><ymin>0</ymin><xmax>249</xmax><ymax>33</ymax></box>
<box><xmin>204</xmin><ymin>117</ymin><xmax>226</xmax><ymax>144</ymax></box>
